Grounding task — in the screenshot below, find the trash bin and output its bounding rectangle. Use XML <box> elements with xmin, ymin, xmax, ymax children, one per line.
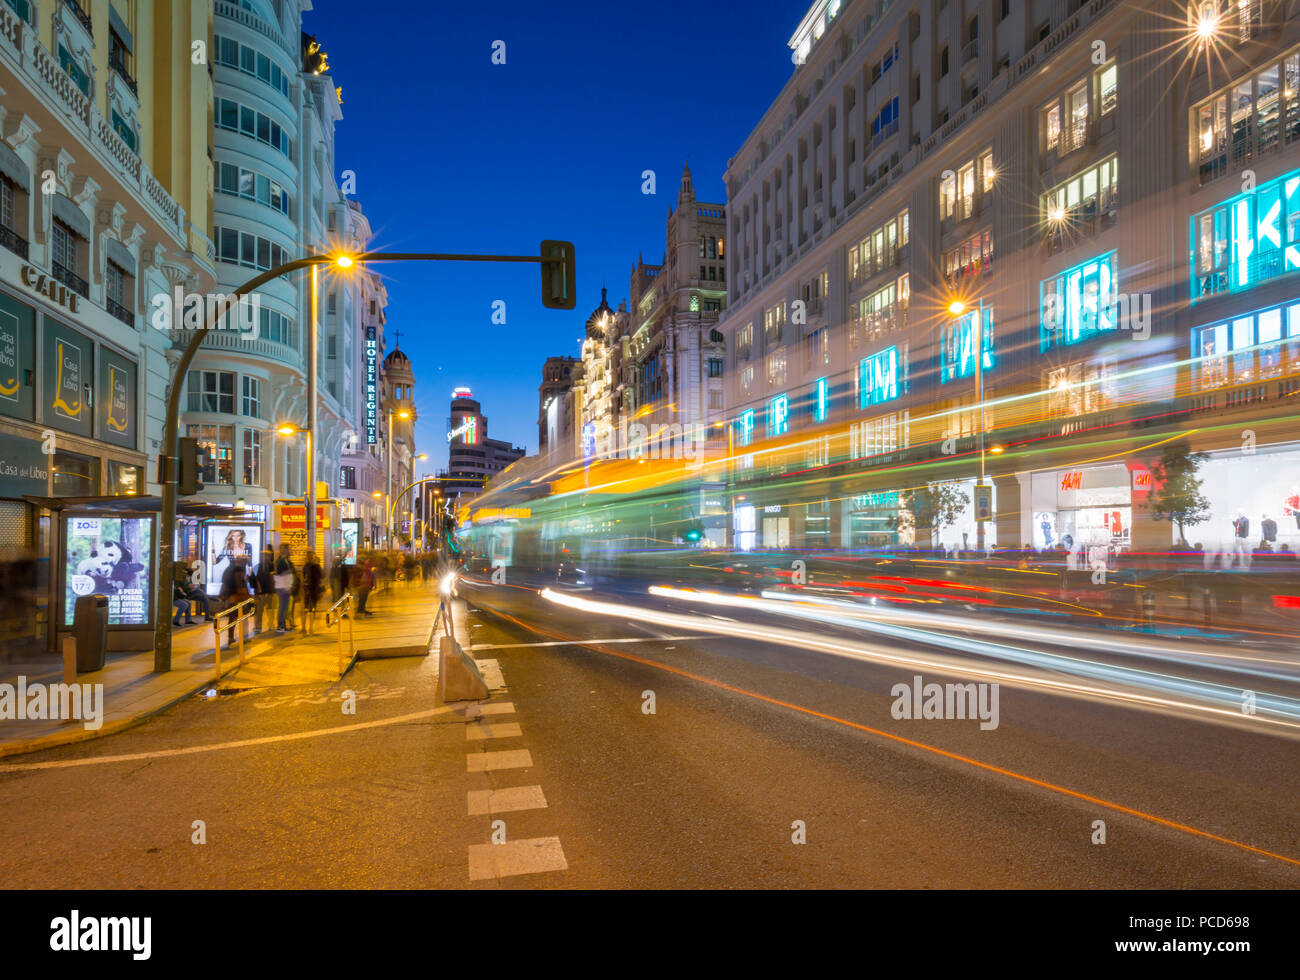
<box><xmin>74</xmin><ymin>594</ymin><xmax>109</xmax><ymax>673</ymax></box>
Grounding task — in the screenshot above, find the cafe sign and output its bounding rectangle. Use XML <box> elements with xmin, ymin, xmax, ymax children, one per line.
<box><xmin>21</xmin><ymin>264</ymin><xmax>80</xmax><ymax>314</ymax></box>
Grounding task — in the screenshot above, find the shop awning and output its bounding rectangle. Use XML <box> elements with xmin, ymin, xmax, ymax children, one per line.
<box><xmin>23</xmin><ymin>495</ymin><xmax>264</xmax><ymax>520</ymax></box>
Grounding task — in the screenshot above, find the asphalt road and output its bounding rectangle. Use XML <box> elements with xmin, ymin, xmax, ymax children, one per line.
<box><xmin>0</xmin><ymin>581</ymin><xmax>1297</xmax><ymax>888</ymax></box>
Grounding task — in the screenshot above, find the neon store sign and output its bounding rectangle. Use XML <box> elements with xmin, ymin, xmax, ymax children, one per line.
<box><xmin>1039</xmin><ymin>251</ymin><xmax>1117</xmax><ymax>349</ymax></box>
<box><xmin>941</xmin><ymin>307</ymin><xmax>994</xmax><ymax>381</ymax></box>
<box><xmin>737</xmin><ymin>410</ymin><xmax>755</xmax><ymax>447</ymax></box>
<box><xmin>813</xmin><ymin>377</ymin><xmax>828</xmax><ymax>422</ymax></box>
<box><xmin>767</xmin><ymin>394</ymin><xmax>789</xmax><ymax>436</ymax></box>
<box><xmin>447</xmin><ymin>416</ymin><xmax>477</xmax><ymax>444</ymax></box>
<box><xmin>1191</xmin><ymin>167</ymin><xmax>1300</xmax><ymax>303</ymax></box>
<box><xmin>858</xmin><ymin>346</ymin><xmax>899</xmax><ymax>408</ymax></box>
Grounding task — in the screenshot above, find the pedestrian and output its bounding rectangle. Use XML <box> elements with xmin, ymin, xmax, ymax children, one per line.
<box><xmin>330</xmin><ymin>553</ymin><xmax>345</xmax><ymax>603</ymax></box>
<box><xmin>273</xmin><ymin>543</ymin><xmax>296</xmax><ymax>632</ymax></box>
<box><xmin>172</xmin><ymin>580</ymin><xmax>195</xmax><ymax>626</ymax></box>
<box><xmin>252</xmin><ymin>549</ymin><xmax>275</xmax><ymax>634</ymax></box>
<box><xmin>354</xmin><ymin>557</ymin><xmax>375</xmax><ymax>616</ymax></box>
<box><xmin>218</xmin><ymin>555</ymin><xmax>252</xmax><ymax>645</ymax></box>
<box><xmin>301</xmin><ymin>551</ymin><xmax>324</xmax><ymax>634</ymax></box>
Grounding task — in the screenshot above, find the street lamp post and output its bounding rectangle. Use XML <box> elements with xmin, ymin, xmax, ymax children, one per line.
<box><xmin>385</xmin><ymin>408</ymin><xmax>411</xmax><ymax>550</ymax></box>
<box><xmin>948</xmin><ymin>298</ymin><xmax>988</xmax><ymax>554</ymax></box>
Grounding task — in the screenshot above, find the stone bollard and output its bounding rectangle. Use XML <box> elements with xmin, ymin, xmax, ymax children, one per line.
<box><xmin>439</xmin><ymin>634</ymin><xmax>488</xmax><ymax>702</ymax></box>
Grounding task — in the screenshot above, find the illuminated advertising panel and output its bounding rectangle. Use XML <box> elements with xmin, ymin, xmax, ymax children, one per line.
<box><xmin>1191</xmin><ymin>167</ymin><xmax>1300</xmax><ymax>303</ymax></box>
<box><xmin>64</xmin><ymin>514</ymin><xmax>153</xmax><ymax>626</ymax></box>
<box><xmin>340</xmin><ymin>518</ymin><xmax>361</xmax><ymax>564</ymax></box>
<box><xmin>204</xmin><ymin>523</ymin><xmax>263</xmax><ymax>597</ymax></box>
<box><xmin>813</xmin><ymin>377</ymin><xmax>828</xmax><ymax>422</ymax></box>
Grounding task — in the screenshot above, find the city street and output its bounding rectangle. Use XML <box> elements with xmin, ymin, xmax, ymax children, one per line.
<box><xmin>2</xmin><ymin>582</ymin><xmax>1296</xmax><ymax>888</ymax></box>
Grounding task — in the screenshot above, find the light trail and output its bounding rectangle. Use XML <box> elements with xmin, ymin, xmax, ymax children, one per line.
<box><xmin>646</xmin><ymin>586</ymin><xmax>1300</xmax><ymax>725</ymax></box>
<box><xmin>538</xmin><ymin>588</ymin><xmax>1300</xmax><ymax>736</ymax></box>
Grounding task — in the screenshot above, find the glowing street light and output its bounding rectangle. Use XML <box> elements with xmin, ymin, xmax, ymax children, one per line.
<box><xmin>1193</xmin><ymin>4</ymin><xmax>1221</xmax><ymax>42</ymax></box>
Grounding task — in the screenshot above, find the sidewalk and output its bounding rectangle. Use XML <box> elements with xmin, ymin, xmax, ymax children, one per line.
<box><xmin>0</xmin><ymin>577</ymin><xmax>445</xmax><ymax>759</ymax></box>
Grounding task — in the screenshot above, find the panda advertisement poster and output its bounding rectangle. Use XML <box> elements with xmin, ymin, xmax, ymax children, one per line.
<box><xmin>64</xmin><ymin>515</ymin><xmax>153</xmax><ymax>626</ymax></box>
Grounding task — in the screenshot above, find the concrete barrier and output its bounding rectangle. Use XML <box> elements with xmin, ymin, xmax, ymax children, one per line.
<box><xmin>439</xmin><ymin>634</ymin><xmax>488</xmax><ymax>702</ymax></box>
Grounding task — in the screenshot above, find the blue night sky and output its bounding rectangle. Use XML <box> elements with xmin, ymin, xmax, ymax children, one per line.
<box><xmin>305</xmin><ymin>0</ymin><xmax>801</xmax><ymax>471</ymax></box>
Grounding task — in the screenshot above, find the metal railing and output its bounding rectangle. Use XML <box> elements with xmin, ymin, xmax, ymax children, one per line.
<box><xmin>324</xmin><ymin>592</ymin><xmax>354</xmax><ymax>676</ymax></box>
<box><xmin>0</xmin><ymin>223</ymin><xmax>28</xmax><ymax>259</ymax></box>
<box><xmin>211</xmin><ymin>596</ymin><xmax>256</xmax><ymax>680</ymax></box>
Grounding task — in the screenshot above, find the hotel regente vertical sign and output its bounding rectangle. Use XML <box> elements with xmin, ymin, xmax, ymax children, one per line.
<box><xmin>365</xmin><ymin>326</ymin><xmax>378</xmax><ymax>444</ymax></box>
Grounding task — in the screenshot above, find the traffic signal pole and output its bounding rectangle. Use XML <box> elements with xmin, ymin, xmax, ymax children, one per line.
<box><xmin>153</xmin><ymin>246</ymin><xmax>573</xmax><ymax>672</ymax></box>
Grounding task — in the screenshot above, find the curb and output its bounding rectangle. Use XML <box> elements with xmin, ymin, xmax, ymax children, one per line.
<box><xmin>0</xmin><ymin>633</ymin><xmax>287</xmax><ymax>761</ymax></box>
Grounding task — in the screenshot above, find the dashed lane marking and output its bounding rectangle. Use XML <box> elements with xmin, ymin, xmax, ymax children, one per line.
<box><xmin>467</xmin><ymin>785</ymin><xmax>548</xmax><ymax>816</ymax></box>
<box><xmin>468</xmin><ymin>837</ymin><xmax>568</xmax><ymax>881</ymax></box>
<box><xmin>466</xmin><ymin>749</ymin><xmax>533</xmax><ymax>772</ymax></box>
<box><xmin>466</xmin><ymin>722</ymin><xmax>523</xmax><ymax>741</ymax></box>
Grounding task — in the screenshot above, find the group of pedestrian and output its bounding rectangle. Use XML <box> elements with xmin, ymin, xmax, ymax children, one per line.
<box><xmin>174</xmin><ymin>544</ymin><xmax>440</xmax><ymax>641</ymax></box>
<box><xmin>205</xmin><ymin>544</ymin><xmax>324</xmax><ymax>641</ymax></box>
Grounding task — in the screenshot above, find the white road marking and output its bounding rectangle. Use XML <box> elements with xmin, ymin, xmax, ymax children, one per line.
<box><xmin>468</xmin><ymin>837</ymin><xmax>567</xmax><ymax>880</ymax></box>
<box><xmin>456</xmin><ymin>701</ymin><xmax>515</xmax><ymax>719</ymax></box>
<box><xmin>466</xmin><ymin>722</ymin><xmax>523</xmax><ymax>741</ymax></box>
<box><xmin>471</xmin><ymin>635</ymin><xmax>709</xmax><ymax>650</ymax></box>
<box><xmin>0</xmin><ymin>707</ymin><xmax>456</xmax><ymax>772</ymax></box>
<box><xmin>466</xmin><ymin>785</ymin><xmax>548</xmax><ymax>816</ymax></box>
<box><xmin>474</xmin><ymin>658</ymin><xmax>506</xmax><ymax>690</ymax></box>
<box><xmin>466</xmin><ymin>749</ymin><xmax>533</xmax><ymax>772</ymax></box>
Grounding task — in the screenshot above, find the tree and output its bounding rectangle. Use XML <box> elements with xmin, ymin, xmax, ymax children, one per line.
<box><xmin>889</xmin><ymin>481</ymin><xmax>970</xmax><ymax>550</ymax></box>
<box><xmin>1149</xmin><ymin>442</ymin><xmax>1211</xmax><ymax>547</ymax></box>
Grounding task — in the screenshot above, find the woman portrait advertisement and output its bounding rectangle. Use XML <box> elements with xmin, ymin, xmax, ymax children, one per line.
<box><xmin>207</xmin><ymin>525</ymin><xmax>260</xmax><ymax>594</ymax></box>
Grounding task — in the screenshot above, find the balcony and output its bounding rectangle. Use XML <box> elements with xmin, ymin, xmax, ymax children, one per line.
<box><xmin>52</xmin><ymin>260</ymin><xmax>88</xmax><ymax>298</ymax></box>
<box><xmin>106</xmin><ymin>297</ymin><xmax>133</xmax><ymax>326</ymax></box>
<box><xmin>62</xmin><ymin>0</ymin><xmax>91</xmax><ymax>36</ymax></box>
<box><xmin>0</xmin><ymin>6</ymin><xmax>189</xmax><ymax>248</ymax></box>
<box><xmin>0</xmin><ymin>223</ymin><xmax>28</xmax><ymax>259</ymax></box>
<box><xmin>109</xmin><ymin>45</ymin><xmax>137</xmax><ymax>97</ymax></box>
<box><xmin>961</xmin><ymin>38</ymin><xmax>978</xmax><ymax>64</ymax></box>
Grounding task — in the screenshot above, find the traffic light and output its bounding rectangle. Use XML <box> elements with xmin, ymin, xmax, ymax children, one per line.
<box><xmin>684</xmin><ymin>526</ymin><xmax>704</xmax><ymax>544</ymax></box>
<box><xmin>540</xmin><ymin>240</ymin><xmax>576</xmax><ymax>310</ymax></box>
<box><xmin>178</xmin><ymin>437</ymin><xmax>206</xmax><ymax>495</ymax></box>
